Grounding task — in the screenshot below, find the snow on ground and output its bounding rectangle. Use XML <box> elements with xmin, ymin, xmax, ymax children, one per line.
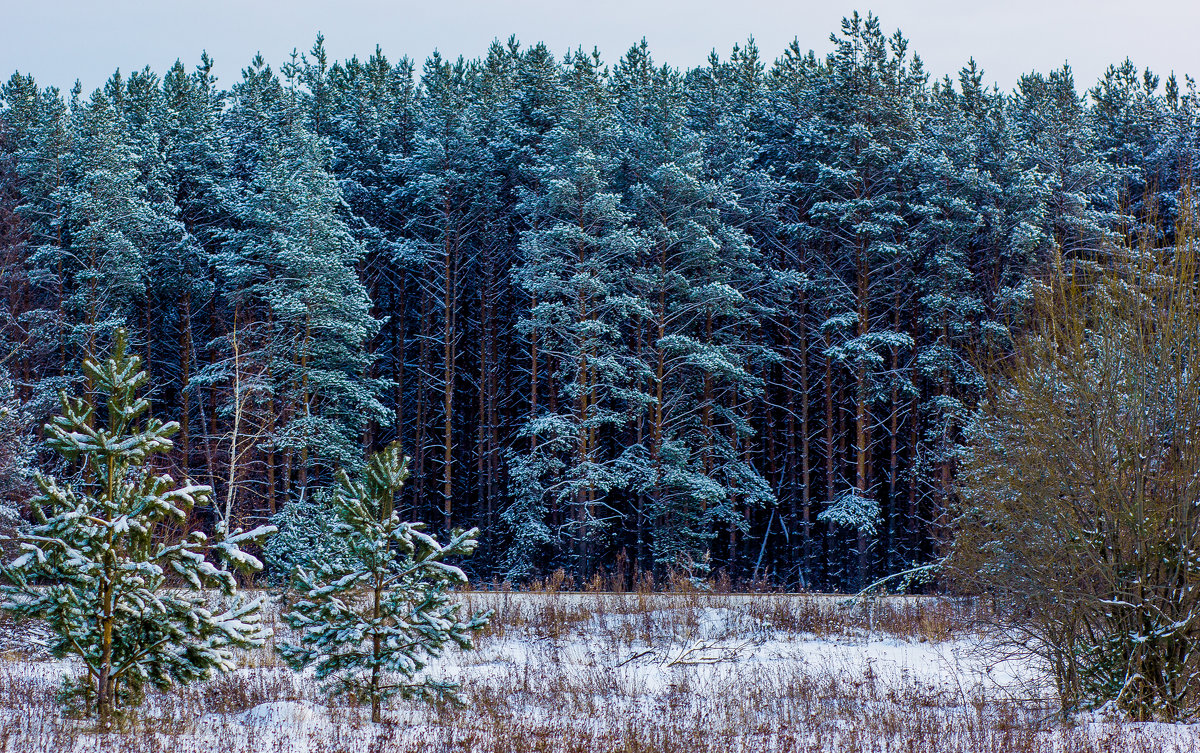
<box><xmin>2</xmin><ymin>593</ymin><xmax>1199</xmax><ymax>752</ymax></box>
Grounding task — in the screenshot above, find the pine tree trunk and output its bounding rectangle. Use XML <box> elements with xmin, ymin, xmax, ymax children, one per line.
<box><xmin>179</xmin><ymin>292</ymin><xmax>192</xmax><ymax>472</ymax></box>
<box><xmin>266</xmin><ymin>344</ymin><xmax>278</xmax><ymax>513</ymax></box>
<box><xmin>799</xmin><ymin>293</ymin><xmax>812</xmax><ymax>585</ymax></box>
<box><xmin>885</xmin><ymin>298</ymin><xmax>902</xmax><ymax>569</ymax></box>
<box><xmin>97</xmin><ymin>558</ymin><xmax>115</xmax><ymax>731</ymax></box>
<box><xmin>298</xmin><ymin>317</ymin><xmax>312</xmax><ymax>503</ymax></box>
<box><xmin>855</xmin><ymin>241</ymin><xmax>870</xmax><ymax>586</ymax></box>
<box><xmin>823</xmin><ymin>330</ymin><xmax>836</xmax><ymax>587</ymax></box>
<box><xmin>486</xmin><ymin>303</ymin><xmax>499</xmax><ymax>530</ymax></box>
<box><xmin>908</xmin><ymin>391</ymin><xmax>921</xmax><ymax>560</ymax></box>
<box><xmin>415</xmin><ymin>289</ymin><xmax>431</xmax><ymax>517</ymax></box>
<box><xmin>784</xmin><ymin>321</ymin><xmax>799</xmax><ymax>577</ymax></box>
<box><xmin>764</xmin><ymin>363</ymin><xmax>778</xmax><ymax>576</ymax></box>
<box><xmin>634</xmin><ymin>322</ymin><xmax>647</xmax><ymax>571</ymax></box>
<box><xmin>442</xmin><ymin>229</ymin><xmax>456</xmax><ymax>535</ymax></box>
<box><xmin>204</xmin><ymin>386</ymin><xmax>219</xmax><ymax>492</ymax></box>
<box><xmin>266</xmin><ymin>403</ymin><xmax>277</xmax><ymax>514</ymax></box>
<box><xmin>651</xmin><ymin>258</ymin><xmax>667</xmax><ymax>569</ymax></box>
<box><xmin>393</xmin><ymin>273</ymin><xmax>406</xmax><ymax>447</ymax></box>
<box><xmin>371</xmin><ymin>571</ymin><xmax>382</xmax><ymax>723</ymax></box>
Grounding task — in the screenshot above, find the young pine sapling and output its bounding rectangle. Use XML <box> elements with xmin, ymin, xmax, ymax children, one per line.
<box><xmin>0</xmin><ymin>329</ymin><xmax>274</xmax><ymax>730</ymax></box>
<box><xmin>278</xmin><ymin>442</ymin><xmax>490</xmax><ymax>722</ymax></box>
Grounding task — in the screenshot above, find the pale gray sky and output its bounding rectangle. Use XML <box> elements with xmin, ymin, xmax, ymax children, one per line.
<box><xmin>5</xmin><ymin>0</ymin><xmax>1200</xmax><ymax>95</ymax></box>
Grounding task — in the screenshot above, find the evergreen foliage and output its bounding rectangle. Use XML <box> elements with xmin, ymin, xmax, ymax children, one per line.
<box><xmin>0</xmin><ymin>329</ymin><xmax>273</xmax><ymax>729</ymax></box>
<box><xmin>278</xmin><ymin>442</ymin><xmax>490</xmax><ymax>723</ymax></box>
<box><xmin>213</xmin><ymin>55</ymin><xmax>385</xmax><ymax>498</ymax></box>
<box><xmin>263</xmin><ymin>492</ymin><xmax>351</xmax><ymax>584</ymax></box>
<box><xmin>3</xmin><ymin>18</ymin><xmax>1194</xmax><ymax>590</ymax></box>
<box><xmin>0</xmin><ymin>368</ymin><xmax>32</xmax><ymax>557</ymax></box>
<box><xmin>504</xmin><ymin>50</ymin><xmax>644</xmax><ymax>577</ymax></box>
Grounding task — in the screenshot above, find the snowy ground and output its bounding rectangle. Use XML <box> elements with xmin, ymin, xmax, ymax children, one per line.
<box><xmin>2</xmin><ymin>592</ymin><xmax>1199</xmax><ymax>752</ymax></box>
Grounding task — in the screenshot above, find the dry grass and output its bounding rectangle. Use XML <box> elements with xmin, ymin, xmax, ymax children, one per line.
<box><xmin>0</xmin><ymin>589</ymin><xmax>1196</xmax><ymax>752</ymax></box>
<box><xmin>462</xmin><ymin>588</ymin><xmax>973</xmax><ymax>644</ymax></box>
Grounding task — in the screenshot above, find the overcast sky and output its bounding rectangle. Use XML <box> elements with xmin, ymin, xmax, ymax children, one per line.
<box><xmin>5</xmin><ymin>0</ymin><xmax>1200</xmax><ymax>96</ymax></box>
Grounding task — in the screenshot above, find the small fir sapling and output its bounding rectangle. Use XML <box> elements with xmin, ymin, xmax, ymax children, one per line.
<box><xmin>0</xmin><ymin>329</ymin><xmax>274</xmax><ymax>730</ymax></box>
<box><xmin>278</xmin><ymin>442</ymin><xmax>491</xmax><ymax>723</ymax></box>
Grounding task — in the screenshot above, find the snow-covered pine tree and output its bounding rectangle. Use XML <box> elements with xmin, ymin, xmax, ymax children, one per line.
<box><xmin>0</xmin><ymin>367</ymin><xmax>32</xmax><ymax>558</ymax></box>
<box><xmin>113</xmin><ymin>65</ymin><xmax>218</xmax><ymax>469</ymax></box>
<box><xmin>301</xmin><ymin>42</ymin><xmax>419</xmax><ymax>478</ymax></box>
<box><xmin>504</xmin><ymin>48</ymin><xmax>644</xmax><ymax>578</ymax></box>
<box><xmin>278</xmin><ymin>441</ymin><xmax>490</xmax><ymax>723</ymax></box>
<box><xmin>210</xmin><ymin>55</ymin><xmax>386</xmax><ymax>516</ymax></box>
<box><xmin>1089</xmin><ymin>60</ymin><xmax>1170</xmax><ymax>239</ymax></box>
<box><xmin>756</xmin><ymin>43</ymin><xmax>831</xmax><ymax>587</ymax></box>
<box><xmin>901</xmin><ymin>62</ymin><xmax>1043</xmax><ymax>571</ymax></box>
<box><xmin>466</xmin><ymin>40</ymin><xmax>564</xmax><ymax>558</ymax></box>
<box><xmin>1152</xmin><ymin>73</ymin><xmax>1200</xmax><ymax>240</ymax></box>
<box><xmin>797</xmin><ymin>14</ymin><xmax>924</xmax><ymax>587</ymax></box>
<box><xmin>613</xmin><ymin>41</ymin><xmax>774</xmax><ymax>574</ymax></box>
<box><xmin>1009</xmin><ymin>64</ymin><xmax>1118</xmax><ymax>261</ymax></box>
<box><xmin>0</xmin><ymin>72</ymin><xmax>73</xmax><ymax>395</ymax></box>
<box><xmin>55</xmin><ymin>77</ymin><xmax>187</xmax><ymax>360</ymax></box>
<box><xmin>386</xmin><ymin>52</ymin><xmax>480</xmax><ymax>534</ymax></box>
<box><xmin>684</xmin><ymin>40</ymin><xmax>788</xmax><ymax>577</ymax></box>
<box><xmin>0</xmin><ymin>329</ymin><xmax>273</xmax><ymax>730</ymax></box>
<box><xmin>157</xmin><ymin>55</ymin><xmax>226</xmax><ymax>476</ymax></box>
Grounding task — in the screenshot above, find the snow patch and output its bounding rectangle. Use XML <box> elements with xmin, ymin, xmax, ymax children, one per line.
<box><xmin>239</xmin><ymin>700</ymin><xmax>318</xmax><ymax>727</ymax></box>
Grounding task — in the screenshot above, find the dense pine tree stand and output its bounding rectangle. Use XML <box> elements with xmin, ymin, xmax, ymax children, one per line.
<box><xmin>0</xmin><ymin>330</ymin><xmax>273</xmax><ymax>730</ymax></box>
<box><xmin>1</xmin><ymin>13</ymin><xmax>1193</xmax><ymax>589</ymax></box>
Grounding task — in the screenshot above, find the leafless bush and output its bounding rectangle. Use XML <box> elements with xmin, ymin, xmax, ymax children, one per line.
<box><xmin>955</xmin><ymin>225</ymin><xmax>1200</xmax><ymax>721</ymax></box>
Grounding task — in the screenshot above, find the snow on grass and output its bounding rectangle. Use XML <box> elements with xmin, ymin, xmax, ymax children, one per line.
<box><xmin>1</xmin><ymin>592</ymin><xmax>1199</xmax><ymax>752</ymax></box>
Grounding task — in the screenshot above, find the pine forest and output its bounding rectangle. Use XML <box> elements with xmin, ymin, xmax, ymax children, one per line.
<box><xmin>1</xmin><ymin>14</ymin><xmax>1187</xmax><ymax>591</ymax></box>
